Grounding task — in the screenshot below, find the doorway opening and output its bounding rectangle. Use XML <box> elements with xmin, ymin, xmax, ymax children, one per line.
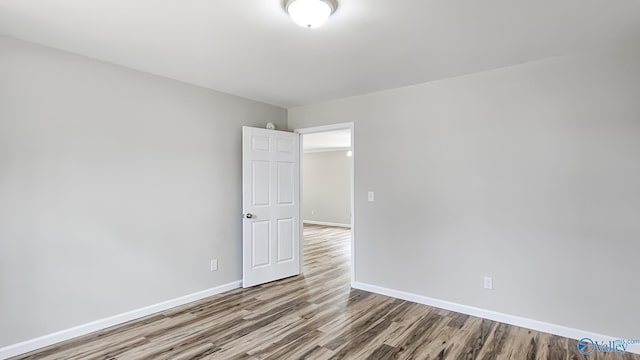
<box><xmin>295</xmin><ymin>123</ymin><xmax>355</xmax><ymax>286</ymax></box>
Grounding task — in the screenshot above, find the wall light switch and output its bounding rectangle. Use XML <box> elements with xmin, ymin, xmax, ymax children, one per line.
<box><xmin>484</xmin><ymin>276</ymin><xmax>493</xmax><ymax>290</ymax></box>
<box><xmin>368</xmin><ymin>191</ymin><xmax>375</xmax><ymax>202</ymax></box>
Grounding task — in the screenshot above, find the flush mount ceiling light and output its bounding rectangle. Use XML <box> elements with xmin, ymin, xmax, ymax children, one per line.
<box><xmin>284</xmin><ymin>0</ymin><xmax>338</xmax><ymax>28</ymax></box>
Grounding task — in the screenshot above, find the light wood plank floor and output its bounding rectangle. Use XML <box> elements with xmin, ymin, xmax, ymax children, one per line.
<box><xmin>12</xmin><ymin>225</ymin><xmax>639</xmax><ymax>359</ymax></box>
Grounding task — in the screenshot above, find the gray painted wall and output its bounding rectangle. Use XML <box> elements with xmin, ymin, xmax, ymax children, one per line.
<box><xmin>289</xmin><ymin>47</ymin><xmax>640</xmax><ymax>338</ymax></box>
<box><xmin>303</xmin><ymin>150</ymin><xmax>351</xmax><ymax>225</ymax></box>
<box><xmin>0</xmin><ymin>35</ymin><xmax>287</xmax><ymax>346</ymax></box>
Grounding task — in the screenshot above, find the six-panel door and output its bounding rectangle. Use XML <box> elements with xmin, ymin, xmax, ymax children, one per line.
<box><xmin>242</xmin><ymin>126</ymin><xmax>300</xmax><ymax>288</ymax></box>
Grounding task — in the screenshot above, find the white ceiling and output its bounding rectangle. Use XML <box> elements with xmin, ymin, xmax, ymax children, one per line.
<box><xmin>303</xmin><ymin>129</ymin><xmax>351</xmax><ymax>152</ymax></box>
<box><xmin>1</xmin><ymin>0</ymin><xmax>639</xmax><ymax>108</ymax></box>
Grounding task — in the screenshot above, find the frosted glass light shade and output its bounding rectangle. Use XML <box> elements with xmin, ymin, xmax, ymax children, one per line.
<box><xmin>287</xmin><ymin>0</ymin><xmax>335</xmax><ymax>28</ymax></box>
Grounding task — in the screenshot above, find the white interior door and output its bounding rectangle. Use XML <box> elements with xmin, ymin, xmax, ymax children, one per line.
<box><xmin>242</xmin><ymin>126</ymin><xmax>300</xmax><ymax>288</ymax></box>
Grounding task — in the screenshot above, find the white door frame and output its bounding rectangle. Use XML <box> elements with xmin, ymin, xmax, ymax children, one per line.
<box><xmin>294</xmin><ymin>122</ymin><xmax>355</xmax><ymax>286</ymax></box>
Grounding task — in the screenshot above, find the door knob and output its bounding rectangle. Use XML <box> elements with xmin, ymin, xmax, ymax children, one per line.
<box><xmin>245</xmin><ymin>213</ymin><xmax>254</xmax><ymax>219</ymax></box>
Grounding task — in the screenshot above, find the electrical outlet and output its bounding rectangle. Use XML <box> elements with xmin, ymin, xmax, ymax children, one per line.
<box><xmin>211</xmin><ymin>259</ymin><xmax>218</xmax><ymax>272</ymax></box>
<box><xmin>311</xmin><ymin>210</ymin><xmax>315</xmax><ymax>215</ymax></box>
<box><xmin>484</xmin><ymin>276</ymin><xmax>493</xmax><ymax>290</ymax></box>
<box><xmin>368</xmin><ymin>191</ymin><xmax>375</xmax><ymax>202</ymax></box>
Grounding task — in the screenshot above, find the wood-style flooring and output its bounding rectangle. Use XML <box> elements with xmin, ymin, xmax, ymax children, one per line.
<box><xmin>12</xmin><ymin>225</ymin><xmax>639</xmax><ymax>359</ymax></box>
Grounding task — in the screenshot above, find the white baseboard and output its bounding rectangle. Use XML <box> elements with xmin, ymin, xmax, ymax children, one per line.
<box><xmin>352</xmin><ymin>281</ymin><xmax>640</xmax><ymax>355</ymax></box>
<box><xmin>303</xmin><ymin>220</ymin><xmax>351</xmax><ymax>228</ymax></box>
<box><xmin>0</xmin><ymin>280</ymin><xmax>242</xmax><ymax>360</ymax></box>
<box><xmin>4</xmin><ymin>280</ymin><xmax>635</xmax><ymax>358</ymax></box>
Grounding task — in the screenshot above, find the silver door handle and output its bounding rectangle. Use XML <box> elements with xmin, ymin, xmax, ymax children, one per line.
<box><xmin>244</xmin><ymin>213</ymin><xmax>254</xmax><ymax>219</ymax></box>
